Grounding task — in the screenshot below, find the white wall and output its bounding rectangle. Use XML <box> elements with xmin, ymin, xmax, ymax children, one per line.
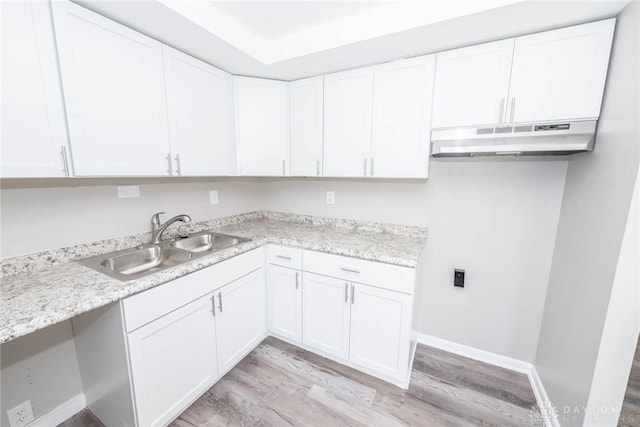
<box><xmin>0</xmin><ymin>178</ymin><xmax>262</xmax><ymax>258</ymax></box>
<box><xmin>260</xmin><ymin>160</ymin><xmax>568</xmax><ymax>362</ymax></box>
<box><xmin>585</xmin><ymin>170</ymin><xmax>640</xmax><ymax>426</ymax></box>
<box><xmin>534</xmin><ymin>1</ymin><xmax>640</xmax><ymax>425</ymax></box>
<box><xmin>0</xmin><ymin>321</ymin><xmax>83</xmax><ymax>427</ymax></box>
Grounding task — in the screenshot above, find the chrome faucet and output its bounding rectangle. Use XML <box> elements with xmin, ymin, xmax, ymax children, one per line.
<box><xmin>150</xmin><ymin>212</ymin><xmax>192</xmax><ymax>244</ymax></box>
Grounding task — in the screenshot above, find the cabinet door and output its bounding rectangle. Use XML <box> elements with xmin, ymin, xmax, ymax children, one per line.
<box><xmin>323</xmin><ymin>67</ymin><xmax>374</xmax><ymax>177</ymax></box>
<box><xmin>128</xmin><ymin>293</ymin><xmax>218</xmax><ymax>427</ymax></box>
<box><xmin>267</xmin><ymin>265</ymin><xmax>302</xmax><ymax>343</ymax></box>
<box><xmin>235</xmin><ymin>77</ymin><xmax>289</xmax><ymax>176</ymax></box>
<box><xmin>290</xmin><ymin>77</ymin><xmax>324</xmax><ymax>177</ymax></box>
<box><xmin>51</xmin><ymin>0</ymin><xmax>170</xmax><ymax>176</ymax></box>
<box><xmin>302</xmin><ymin>273</ymin><xmax>351</xmax><ymax>360</ymax></box>
<box><xmin>215</xmin><ymin>269</ymin><xmax>266</xmax><ymax>374</ymax></box>
<box><xmin>349</xmin><ymin>284</ymin><xmax>412</xmax><ymax>382</ymax></box>
<box><xmin>371</xmin><ymin>56</ymin><xmax>435</xmax><ymax>178</ymax></box>
<box><xmin>163</xmin><ymin>46</ymin><xmax>236</xmax><ymax>176</ymax></box>
<box><xmin>1</xmin><ymin>1</ymin><xmax>70</xmax><ymax>177</ymax></box>
<box><xmin>508</xmin><ymin>19</ymin><xmax>615</xmax><ymax>123</ymax></box>
<box><xmin>432</xmin><ymin>40</ymin><xmax>514</xmax><ymax>128</ymax></box>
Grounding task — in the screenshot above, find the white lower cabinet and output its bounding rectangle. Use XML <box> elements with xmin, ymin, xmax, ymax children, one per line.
<box><xmin>349</xmin><ymin>283</ymin><xmax>413</xmax><ymax>381</ymax></box>
<box><xmin>302</xmin><ymin>273</ymin><xmax>352</xmax><ymax>359</ymax></box>
<box><xmin>268</xmin><ymin>265</ymin><xmax>302</xmax><ymax>343</ymax></box>
<box><xmin>72</xmin><ymin>248</ymin><xmax>266</xmax><ymax>427</ymax></box>
<box><xmin>268</xmin><ymin>246</ymin><xmax>417</xmax><ymax>387</ymax></box>
<box><xmin>127</xmin><ymin>293</ymin><xmax>218</xmax><ymax>427</ymax></box>
<box><xmin>215</xmin><ymin>269</ymin><xmax>266</xmax><ymax>373</ymax></box>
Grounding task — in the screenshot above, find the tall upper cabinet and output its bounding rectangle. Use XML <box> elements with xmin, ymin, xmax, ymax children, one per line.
<box><xmin>323</xmin><ymin>67</ymin><xmax>374</xmax><ymax>177</ymax></box>
<box><xmin>1</xmin><ymin>1</ymin><xmax>71</xmax><ymax>178</ymax></box>
<box><xmin>432</xmin><ymin>19</ymin><xmax>615</xmax><ymax>129</ymax></box>
<box><xmin>163</xmin><ymin>46</ymin><xmax>236</xmax><ymax>176</ymax></box>
<box><xmin>431</xmin><ymin>40</ymin><xmax>514</xmax><ymax>129</ymax></box>
<box><xmin>289</xmin><ymin>77</ymin><xmax>324</xmax><ymax>177</ymax></box>
<box><xmin>235</xmin><ymin>77</ymin><xmax>289</xmax><ymax>176</ymax></box>
<box><xmin>52</xmin><ymin>0</ymin><xmax>171</xmax><ymax>176</ymax></box>
<box><xmin>507</xmin><ymin>19</ymin><xmax>615</xmax><ymax>123</ymax></box>
<box><xmin>370</xmin><ymin>56</ymin><xmax>435</xmax><ymax>178</ymax></box>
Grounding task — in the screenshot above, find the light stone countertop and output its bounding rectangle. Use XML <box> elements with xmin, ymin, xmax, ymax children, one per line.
<box><xmin>0</xmin><ymin>212</ymin><xmax>427</xmax><ymax>344</ymax></box>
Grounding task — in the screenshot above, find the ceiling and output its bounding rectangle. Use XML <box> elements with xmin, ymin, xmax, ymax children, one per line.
<box><xmin>211</xmin><ymin>1</ymin><xmax>386</xmax><ymax>40</ymax></box>
<box><xmin>74</xmin><ymin>0</ymin><xmax>631</xmax><ymax>80</ymax></box>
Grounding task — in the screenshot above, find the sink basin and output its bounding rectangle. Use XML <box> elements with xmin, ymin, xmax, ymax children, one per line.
<box><xmin>80</xmin><ymin>231</ymin><xmax>251</xmax><ymax>281</ymax></box>
<box><xmin>172</xmin><ymin>232</ymin><xmax>249</xmax><ymax>253</ymax></box>
<box><xmin>100</xmin><ymin>246</ymin><xmax>193</xmax><ymax>276</ymax></box>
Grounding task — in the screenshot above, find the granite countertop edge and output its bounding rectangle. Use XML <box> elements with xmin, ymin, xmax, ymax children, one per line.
<box><xmin>0</xmin><ymin>212</ymin><xmax>427</xmax><ymax>344</ymax></box>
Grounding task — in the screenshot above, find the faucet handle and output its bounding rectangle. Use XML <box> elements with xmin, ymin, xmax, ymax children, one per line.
<box><xmin>151</xmin><ymin>212</ymin><xmax>165</xmax><ymax>226</ymax></box>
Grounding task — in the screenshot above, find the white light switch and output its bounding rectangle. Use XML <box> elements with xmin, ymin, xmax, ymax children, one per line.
<box><xmin>209</xmin><ymin>190</ymin><xmax>219</xmax><ymax>205</ymax></box>
<box><xmin>117</xmin><ymin>185</ymin><xmax>140</xmax><ymax>199</ymax></box>
<box><xmin>326</xmin><ymin>191</ymin><xmax>335</xmax><ymax>205</ymax></box>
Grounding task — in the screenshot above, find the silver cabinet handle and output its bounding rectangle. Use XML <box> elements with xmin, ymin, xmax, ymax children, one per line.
<box><xmin>363</xmin><ymin>158</ymin><xmax>367</xmax><ymax>177</ymax></box>
<box><xmin>351</xmin><ymin>284</ymin><xmax>355</xmax><ymax>305</ymax></box>
<box><xmin>211</xmin><ymin>295</ymin><xmax>216</xmax><ymax>317</ymax></box>
<box><xmin>510</xmin><ymin>97</ymin><xmax>516</xmax><ymax>122</ymax></box>
<box><xmin>295</xmin><ymin>272</ymin><xmax>300</xmax><ymax>290</ymax></box>
<box><xmin>175</xmin><ymin>154</ymin><xmax>181</xmax><ymax>176</ymax></box>
<box><xmin>282</xmin><ymin>159</ymin><xmax>285</xmax><ymax>176</ymax></box>
<box><xmin>499</xmin><ymin>98</ymin><xmax>505</xmax><ymax>123</ymax></box>
<box><xmin>344</xmin><ymin>283</ymin><xmax>349</xmax><ymax>303</ymax></box>
<box><xmin>340</xmin><ymin>267</ymin><xmax>360</xmax><ymax>274</ymax></box>
<box><xmin>276</xmin><ymin>255</ymin><xmax>291</xmax><ymax>260</ymax></box>
<box><xmin>316</xmin><ymin>159</ymin><xmax>320</xmax><ymax>176</ymax></box>
<box><xmin>166</xmin><ymin>153</ymin><xmax>172</xmax><ymax>175</ymax></box>
<box><xmin>60</xmin><ymin>146</ymin><xmax>70</xmax><ymax>177</ymax></box>
<box><xmin>370</xmin><ymin>158</ymin><xmax>374</xmax><ymax>177</ymax></box>
<box><xmin>218</xmin><ymin>292</ymin><xmax>223</xmax><ymax>313</ymax></box>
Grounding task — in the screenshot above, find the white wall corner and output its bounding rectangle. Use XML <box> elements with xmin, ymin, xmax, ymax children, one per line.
<box><xmin>416</xmin><ymin>333</ymin><xmax>559</xmax><ymax>427</ymax></box>
<box><xmin>30</xmin><ymin>394</ymin><xmax>86</xmax><ymax>427</ymax></box>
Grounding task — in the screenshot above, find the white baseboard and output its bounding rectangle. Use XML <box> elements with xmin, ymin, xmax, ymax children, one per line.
<box><xmin>416</xmin><ymin>333</ymin><xmax>531</xmax><ymax>373</ymax></box>
<box><xmin>528</xmin><ymin>367</ymin><xmax>561</xmax><ymax>427</ymax></box>
<box><xmin>416</xmin><ymin>333</ymin><xmax>559</xmax><ymax>427</ymax></box>
<box><xmin>30</xmin><ymin>394</ymin><xmax>86</xmax><ymax>427</ymax></box>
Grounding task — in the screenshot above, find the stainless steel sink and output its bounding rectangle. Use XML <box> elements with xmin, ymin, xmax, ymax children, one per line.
<box><xmin>171</xmin><ymin>232</ymin><xmax>249</xmax><ymax>253</ymax></box>
<box><xmin>100</xmin><ymin>246</ymin><xmax>193</xmax><ymax>276</ymax></box>
<box><xmin>80</xmin><ymin>231</ymin><xmax>251</xmax><ymax>281</ymax></box>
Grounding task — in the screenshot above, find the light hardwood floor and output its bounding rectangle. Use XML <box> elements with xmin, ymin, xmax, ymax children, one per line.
<box><xmin>620</xmin><ymin>335</ymin><xmax>640</xmax><ymax>427</ymax></box>
<box><xmin>60</xmin><ymin>337</ymin><xmax>540</xmax><ymax>427</ymax></box>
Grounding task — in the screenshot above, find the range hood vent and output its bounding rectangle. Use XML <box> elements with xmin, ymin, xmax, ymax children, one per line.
<box><xmin>431</xmin><ymin>120</ymin><xmax>597</xmax><ymax>157</ymax></box>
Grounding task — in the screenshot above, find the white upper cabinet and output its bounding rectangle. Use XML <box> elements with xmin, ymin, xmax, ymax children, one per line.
<box><xmin>371</xmin><ymin>56</ymin><xmax>435</xmax><ymax>178</ymax></box>
<box><xmin>432</xmin><ymin>40</ymin><xmax>514</xmax><ymax>129</ymax></box>
<box><xmin>289</xmin><ymin>77</ymin><xmax>324</xmax><ymax>177</ymax></box>
<box><xmin>51</xmin><ymin>0</ymin><xmax>171</xmax><ymax>176</ymax></box>
<box><xmin>432</xmin><ymin>19</ymin><xmax>615</xmax><ymax>129</ymax></box>
<box><xmin>507</xmin><ymin>19</ymin><xmax>615</xmax><ymax>123</ymax></box>
<box><xmin>1</xmin><ymin>1</ymin><xmax>71</xmax><ymax>178</ymax></box>
<box><xmin>323</xmin><ymin>67</ymin><xmax>374</xmax><ymax>177</ymax></box>
<box><xmin>163</xmin><ymin>46</ymin><xmax>236</xmax><ymax>176</ymax></box>
<box><xmin>235</xmin><ymin>77</ymin><xmax>289</xmax><ymax>176</ymax></box>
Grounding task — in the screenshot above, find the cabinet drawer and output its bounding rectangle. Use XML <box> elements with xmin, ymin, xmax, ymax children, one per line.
<box><xmin>302</xmin><ymin>250</ymin><xmax>415</xmax><ymax>294</ymax></box>
<box><xmin>123</xmin><ymin>247</ymin><xmax>264</xmax><ymax>332</ymax></box>
<box><xmin>268</xmin><ymin>245</ymin><xmax>302</xmax><ymax>269</ymax></box>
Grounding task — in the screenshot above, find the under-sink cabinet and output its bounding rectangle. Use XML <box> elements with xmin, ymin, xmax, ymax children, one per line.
<box><xmin>72</xmin><ymin>248</ymin><xmax>266</xmax><ymax>427</ymax></box>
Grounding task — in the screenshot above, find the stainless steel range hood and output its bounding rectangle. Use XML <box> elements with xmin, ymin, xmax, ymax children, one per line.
<box><xmin>431</xmin><ymin>120</ymin><xmax>597</xmax><ymax>157</ymax></box>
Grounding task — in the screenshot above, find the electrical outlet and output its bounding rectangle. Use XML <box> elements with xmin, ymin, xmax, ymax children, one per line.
<box><xmin>7</xmin><ymin>401</ymin><xmax>34</xmax><ymax>427</ymax></box>
<box><xmin>326</xmin><ymin>191</ymin><xmax>335</xmax><ymax>205</ymax></box>
<box><xmin>117</xmin><ymin>185</ymin><xmax>140</xmax><ymax>199</ymax></box>
<box><xmin>209</xmin><ymin>190</ymin><xmax>219</xmax><ymax>205</ymax></box>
